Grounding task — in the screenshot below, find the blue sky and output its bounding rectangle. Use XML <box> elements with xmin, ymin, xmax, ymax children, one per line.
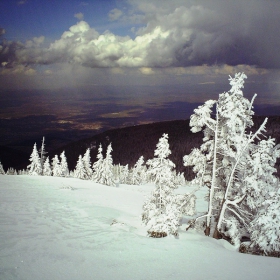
<box><xmin>0</xmin><ymin>0</ymin><xmax>131</xmax><ymax>40</ymax></box>
<box><xmin>0</xmin><ymin>0</ymin><xmax>280</xmax><ymax>106</ymax></box>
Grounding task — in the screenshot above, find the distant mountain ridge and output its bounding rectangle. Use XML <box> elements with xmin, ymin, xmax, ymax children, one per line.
<box><xmin>1</xmin><ymin>116</ymin><xmax>280</xmax><ymax>179</ymax></box>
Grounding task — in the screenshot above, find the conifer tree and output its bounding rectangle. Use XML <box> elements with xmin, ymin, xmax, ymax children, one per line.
<box><xmin>43</xmin><ymin>157</ymin><xmax>52</xmax><ymax>176</ymax></box>
<box><xmin>74</xmin><ymin>155</ymin><xmax>87</xmax><ymax>180</ymax></box>
<box><xmin>0</xmin><ymin>161</ymin><xmax>5</xmax><ymax>175</ymax></box>
<box><xmin>52</xmin><ymin>155</ymin><xmax>62</xmax><ymax>177</ymax></box>
<box><xmin>249</xmin><ymin>189</ymin><xmax>280</xmax><ymax>256</ymax></box>
<box><xmin>39</xmin><ymin>136</ymin><xmax>47</xmax><ymax>175</ymax></box>
<box><xmin>82</xmin><ymin>148</ymin><xmax>93</xmax><ymax>180</ymax></box>
<box><xmin>142</xmin><ymin>134</ymin><xmax>180</xmax><ymax>237</ymax></box>
<box><xmin>131</xmin><ymin>156</ymin><xmax>146</xmax><ymax>185</ymax></box>
<box><xmin>60</xmin><ymin>151</ymin><xmax>69</xmax><ymax>177</ymax></box>
<box><xmin>184</xmin><ymin>72</ymin><xmax>280</xmax><ymax>247</ymax></box>
<box><xmin>6</xmin><ymin>167</ymin><xmax>16</xmax><ymax>175</ymax></box>
<box><xmin>92</xmin><ymin>144</ymin><xmax>104</xmax><ymax>183</ymax></box>
<box><xmin>101</xmin><ymin>143</ymin><xmax>114</xmax><ymax>186</ymax></box>
<box><xmin>119</xmin><ymin>164</ymin><xmax>129</xmax><ymax>184</ymax></box>
<box><xmin>245</xmin><ymin>138</ymin><xmax>280</xmax><ymax>212</ymax></box>
<box><xmin>27</xmin><ymin>143</ymin><xmax>42</xmax><ymax>176</ymax></box>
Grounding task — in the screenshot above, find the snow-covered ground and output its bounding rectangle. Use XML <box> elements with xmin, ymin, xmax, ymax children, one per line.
<box><xmin>0</xmin><ymin>175</ymin><xmax>279</xmax><ymax>280</ymax></box>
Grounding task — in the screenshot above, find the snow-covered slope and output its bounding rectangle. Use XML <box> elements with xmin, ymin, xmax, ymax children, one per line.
<box><xmin>0</xmin><ymin>175</ymin><xmax>279</xmax><ymax>280</ymax></box>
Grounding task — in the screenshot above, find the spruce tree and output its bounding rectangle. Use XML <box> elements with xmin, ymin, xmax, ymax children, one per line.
<box><xmin>101</xmin><ymin>143</ymin><xmax>114</xmax><ymax>186</ymax></box>
<box><xmin>60</xmin><ymin>151</ymin><xmax>69</xmax><ymax>177</ymax></box>
<box><xmin>92</xmin><ymin>144</ymin><xmax>104</xmax><ymax>183</ymax></box>
<box><xmin>249</xmin><ymin>189</ymin><xmax>280</xmax><ymax>256</ymax></box>
<box><xmin>142</xmin><ymin>134</ymin><xmax>180</xmax><ymax>237</ymax></box>
<box><xmin>74</xmin><ymin>155</ymin><xmax>87</xmax><ymax>180</ymax></box>
<box><xmin>82</xmin><ymin>148</ymin><xmax>93</xmax><ymax>180</ymax></box>
<box><xmin>0</xmin><ymin>161</ymin><xmax>5</xmax><ymax>175</ymax></box>
<box><xmin>39</xmin><ymin>136</ymin><xmax>47</xmax><ymax>175</ymax></box>
<box><xmin>184</xmin><ymin>72</ymin><xmax>280</xmax><ymax>247</ymax></box>
<box><xmin>43</xmin><ymin>157</ymin><xmax>52</xmax><ymax>176</ymax></box>
<box><xmin>27</xmin><ymin>143</ymin><xmax>42</xmax><ymax>176</ymax></box>
<box><xmin>119</xmin><ymin>164</ymin><xmax>129</xmax><ymax>184</ymax></box>
<box><xmin>131</xmin><ymin>156</ymin><xmax>146</xmax><ymax>185</ymax></box>
<box><xmin>52</xmin><ymin>155</ymin><xmax>62</xmax><ymax>177</ymax></box>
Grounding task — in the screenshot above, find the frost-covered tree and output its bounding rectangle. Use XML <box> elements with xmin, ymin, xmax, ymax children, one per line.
<box><xmin>6</xmin><ymin>167</ymin><xmax>16</xmax><ymax>175</ymax></box>
<box><xmin>74</xmin><ymin>155</ymin><xmax>87</xmax><ymax>180</ymax></box>
<box><xmin>27</xmin><ymin>143</ymin><xmax>42</xmax><ymax>176</ymax></box>
<box><xmin>92</xmin><ymin>144</ymin><xmax>104</xmax><ymax>183</ymax></box>
<box><xmin>119</xmin><ymin>164</ymin><xmax>129</xmax><ymax>184</ymax></box>
<box><xmin>39</xmin><ymin>136</ymin><xmax>47</xmax><ymax>175</ymax></box>
<box><xmin>183</xmin><ymin>148</ymin><xmax>208</xmax><ymax>188</ymax></box>
<box><xmin>101</xmin><ymin>143</ymin><xmax>114</xmax><ymax>186</ymax></box>
<box><xmin>60</xmin><ymin>151</ymin><xmax>69</xmax><ymax>177</ymax></box>
<box><xmin>184</xmin><ymin>72</ymin><xmax>279</xmax><ymax>245</ymax></box>
<box><xmin>142</xmin><ymin>134</ymin><xmax>180</xmax><ymax>237</ymax></box>
<box><xmin>52</xmin><ymin>155</ymin><xmax>62</xmax><ymax>177</ymax></box>
<box><xmin>245</xmin><ymin>138</ymin><xmax>280</xmax><ymax>212</ymax></box>
<box><xmin>0</xmin><ymin>161</ymin><xmax>5</xmax><ymax>175</ymax></box>
<box><xmin>43</xmin><ymin>157</ymin><xmax>52</xmax><ymax>176</ymax></box>
<box><xmin>83</xmin><ymin>148</ymin><xmax>93</xmax><ymax>180</ymax></box>
<box><xmin>249</xmin><ymin>189</ymin><xmax>280</xmax><ymax>256</ymax></box>
<box><xmin>130</xmin><ymin>156</ymin><xmax>147</xmax><ymax>185</ymax></box>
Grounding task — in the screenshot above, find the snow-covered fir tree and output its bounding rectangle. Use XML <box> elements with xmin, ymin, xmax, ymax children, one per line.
<box><xmin>249</xmin><ymin>188</ymin><xmax>280</xmax><ymax>256</ymax></box>
<box><xmin>245</xmin><ymin>139</ymin><xmax>280</xmax><ymax>255</ymax></box>
<box><xmin>82</xmin><ymin>148</ymin><xmax>93</xmax><ymax>180</ymax></box>
<box><xmin>142</xmin><ymin>133</ymin><xmax>180</xmax><ymax>237</ymax></box>
<box><xmin>74</xmin><ymin>155</ymin><xmax>87</xmax><ymax>180</ymax></box>
<box><xmin>183</xmin><ymin>148</ymin><xmax>208</xmax><ymax>188</ymax></box>
<box><xmin>39</xmin><ymin>136</ymin><xmax>47</xmax><ymax>174</ymax></box>
<box><xmin>0</xmin><ymin>161</ymin><xmax>5</xmax><ymax>175</ymax></box>
<box><xmin>184</xmin><ymin>72</ymin><xmax>280</xmax><ymax>247</ymax></box>
<box><xmin>173</xmin><ymin>171</ymin><xmax>186</xmax><ymax>187</ymax></box>
<box><xmin>6</xmin><ymin>167</ymin><xmax>16</xmax><ymax>175</ymax></box>
<box><xmin>52</xmin><ymin>155</ymin><xmax>62</xmax><ymax>177</ymax></box>
<box><xmin>43</xmin><ymin>157</ymin><xmax>52</xmax><ymax>176</ymax></box>
<box><xmin>130</xmin><ymin>156</ymin><xmax>146</xmax><ymax>185</ymax></box>
<box><xmin>101</xmin><ymin>143</ymin><xmax>114</xmax><ymax>186</ymax></box>
<box><xmin>27</xmin><ymin>143</ymin><xmax>42</xmax><ymax>176</ymax></box>
<box><xmin>119</xmin><ymin>164</ymin><xmax>130</xmax><ymax>184</ymax></box>
<box><xmin>60</xmin><ymin>151</ymin><xmax>69</xmax><ymax>177</ymax></box>
<box><xmin>92</xmin><ymin>144</ymin><xmax>104</xmax><ymax>183</ymax></box>
<box><xmin>245</xmin><ymin>138</ymin><xmax>280</xmax><ymax>212</ymax></box>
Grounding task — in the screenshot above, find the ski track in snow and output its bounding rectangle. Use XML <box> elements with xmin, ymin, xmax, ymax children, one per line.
<box><xmin>0</xmin><ymin>175</ymin><xmax>280</xmax><ymax>280</ymax></box>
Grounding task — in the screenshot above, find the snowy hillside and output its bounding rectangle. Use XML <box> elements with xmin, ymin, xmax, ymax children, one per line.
<box><xmin>1</xmin><ymin>175</ymin><xmax>280</xmax><ymax>280</ymax></box>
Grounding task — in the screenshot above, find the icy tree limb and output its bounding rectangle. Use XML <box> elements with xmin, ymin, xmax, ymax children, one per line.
<box><xmin>214</xmin><ymin>118</ymin><xmax>268</xmax><ymax>237</ymax></box>
<box><xmin>205</xmin><ymin>104</ymin><xmax>219</xmax><ymax>236</ymax></box>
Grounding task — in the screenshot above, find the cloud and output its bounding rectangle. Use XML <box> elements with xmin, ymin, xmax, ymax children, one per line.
<box><xmin>0</xmin><ymin>64</ymin><xmax>36</xmax><ymax>75</ymax></box>
<box><xmin>139</xmin><ymin>67</ymin><xmax>154</xmax><ymax>75</ymax></box>
<box><xmin>79</xmin><ymin>2</ymin><xmax>89</xmax><ymax>6</ymax></box>
<box><xmin>25</xmin><ymin>36</ymin><xmax>45</xmax><ymax>48</ymax></box>
<box><xmin>17</xmin><ymin>0</ymin><xmax>27</xmax><ymax>5</ymax></box>
<box><xmin>108</xmin><ymin>9</ymin><xmax>123</xmax><ymax>21</ymax></box>
<box><xmin>74</xmin><ymin>12</ymin><xmax>84</xmax><ymax>21</ymax></box>
<box><xmin>0</xmin><ymin>28</ymin><xmax>5</xmax><ymax>36</ymax></box>
<box><xmin>1</xmin><ymin>0</ymin><xmax>280</xmax><ymax>69</ymax></box>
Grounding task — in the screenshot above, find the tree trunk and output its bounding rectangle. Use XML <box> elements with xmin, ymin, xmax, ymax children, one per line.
<box><xmin>205</xmin><ymin>104</ymin><xmax>219</xmax><ymax>236</ymax></box>
<box><xmin>213</xmin><ymin>227</ymin><xmax>223</xmax><ymax>239</ymax></box>
<box><xmin>213</xmin><ymin>198</ymin><xmax>225</xmax><ymax>239</ymax></box>
<box><xmin>205</xmin><ymin>226</ymin><xmax>211</xmax><ymax>236</ymax></box>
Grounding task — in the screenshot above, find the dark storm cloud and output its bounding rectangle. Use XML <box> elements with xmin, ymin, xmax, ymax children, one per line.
<box><xmin>1</xmin><ymin>0</ymin><xmax>280</xmax><ymax>69</ymax></box>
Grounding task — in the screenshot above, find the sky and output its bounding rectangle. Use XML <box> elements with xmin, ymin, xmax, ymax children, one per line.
<box><xmin>0</xmin><ymin>0</ymin><xmax>280</xmax><ymax>145</ymax></box>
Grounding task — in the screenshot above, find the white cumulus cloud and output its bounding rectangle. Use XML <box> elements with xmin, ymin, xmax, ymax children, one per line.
<box><xmin>1</xmin><ymin>0</ymin><xmax>280</xmax><ymax>70</ymax></box>
<box><xmin>74</xmin><ymin>12</ymin><xmax>84</xmax><ymax>21</ymax></box>
<box><xmin>108</xmin><ymin>9</ymin><xmax>123</xmax><ymax>21</ymax></box>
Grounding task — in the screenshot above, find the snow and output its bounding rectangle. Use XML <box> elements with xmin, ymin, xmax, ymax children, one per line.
<box><xmin>0</xmin><ymin>175</ymin><xmax>279</xmax><ymax>280</ymax></box>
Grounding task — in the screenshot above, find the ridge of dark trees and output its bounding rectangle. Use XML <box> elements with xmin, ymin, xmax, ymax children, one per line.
<box><xmin>1</xmin><ymin>116</ymin><xmax>280</xmax><ymax>180</ymax></box>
